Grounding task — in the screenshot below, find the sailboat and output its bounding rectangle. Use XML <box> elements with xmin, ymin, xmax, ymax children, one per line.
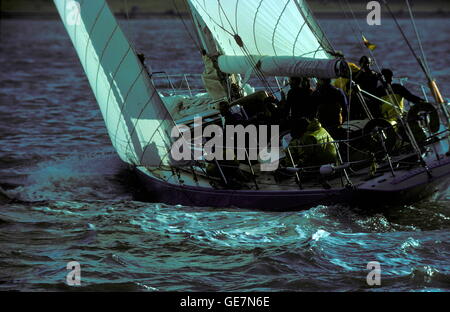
<box><xmin>53</xmin><ymin>0</ymin><xmax>450</xmax><ymax>210</ymax></box>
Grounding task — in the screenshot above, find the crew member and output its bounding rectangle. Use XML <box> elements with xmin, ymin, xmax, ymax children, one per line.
<box><xmin>319</xmin><ymin>104</ymin><xmax>346</xmax><ymax>141</ymax></box>
<box><xmin>353</xmin><ymin>56</ymin><xmax>380</xmax><ymax>95</ymax></box>
<box><xmin>207</xmin><ymin>101</ymin><xmax>249</xmax><ymax>186</ymax></box>
<box><xmin>313</xmin><ymin>78</ymin><xmax>348</xmax><ymax>127</ymax></box>
<box><xmin>351</xmin><ymin>56</ymin><xmax>382</xmax><ymax>119</ymax></box>
<box><xmin>376</xmin><ymin>68</ymin><xmax>426</xmax><ymax>123</ymax></box>
<box><xmin>333</xmin><ymin>62</ymin><xmax>360</xmax><ymax>95</ymax></box>
<box><xmin>285</xmin><ymin>118</ymin><xmax>338</xmax><ymax>167</ymax></box>
<box><xmin>284</xmin><ymin>77</ymin><xmax>316</xmax><ymax>120</ymax></box>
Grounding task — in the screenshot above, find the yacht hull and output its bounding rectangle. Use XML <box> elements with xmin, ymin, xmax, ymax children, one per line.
<box><xmin>134</xmin><ymin>168</ymin><xmax>352</xmax><ymax>211</ymax></box>
<box><xmin>134</xmin><ymin>153</ymin><xmax>450</xmax><ymax>210</ymax></box>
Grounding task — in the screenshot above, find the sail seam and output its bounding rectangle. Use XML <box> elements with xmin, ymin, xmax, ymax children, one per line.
<box><xmin>294</xmin><ymin>0</ymin><xmax>335</xmax><ymax>58</ymax></box>
<box><xmin>114</xmin><ymin>67</ymin><xmax>144</xmax><ymax>150</ymax></box>
<box><xmin>124</xmin><ymin>90</ymin><xmax>158</xmax><ymax>155</ymax></box>
<box><xmin>271</xmin><ymin>0</ymin><xmax>290</xmax><ymax>57</ymax></box>
<box><xmin>271</xmin><ymin>0</ymin><xmax>291</xmax><ymax>73</ymax></box>
<box><xmin>300</xmin><ymin>5</ymin><xmax>318</xmax><ymax>58</ymax></box>
<box><xmin>292</xmin><ymin>20</ymin><xmax>308</xmax><ymax>56</ymax></box>
<box><xmin>104</xmin><ymin>45</ymin><xmax>131</xmax><ymax>123</ymax></box>
<box><xmin>190</xmin><ymin>0</ymin><xmax>234</xmax><ymax>36</ymax></box>
<box><xmin>83</xmin><ymin>1</ymin><xmax>108</xmax><ymax>74</ymax></box>
<box><xmin>252</xmin><ymin>0</ymin><xmax>264</xmax><ymax>56</ymax></box>
<box><xmin>94</xmin><ymin>24</ymin><xmax>119</xmax><ymax>99</ymax></box>
<box><xmin>159</xmin><ymin>129</ymin><xmax>176</xmax><ymax>167</ymax></box>
<box><xmin>139</xmin><ymin>110</ymin><xmax>173</xmax><ymax>166</ymax></box>
<box><xmin>157</xmin><ymin>127</ymin><xmax>172</xmax><ymax>168</ymax></box>
<box><xmin>217</xmin><ymin>0</ymin><xmax>241</xmax><ymax>56</ymax></box>
<box><xmin>234</xmin><ymin>0</ymin><xmax>239</xmax><ymax>34</ymax></box>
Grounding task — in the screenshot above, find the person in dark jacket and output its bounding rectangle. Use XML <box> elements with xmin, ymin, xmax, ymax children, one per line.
<box><xmin>313</xmin><ymin>78</ymin><xmax>348</xmax><ymax>129</ymax></box>
<box><xmin>285</xmin><ymin>77</ymin><xmax>316</xmax><ymax>120</ymax></box>
<box><xmin>351</xmin><ymin>56</ymin><xmax>382</xmax><ymax>119</ymax></box>
<box><xmin>353</xmin><ymin>56</ymin><xmax>380</xmax><ymax>95</ymax></box>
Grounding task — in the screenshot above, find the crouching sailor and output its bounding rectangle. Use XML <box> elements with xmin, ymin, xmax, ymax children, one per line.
<box><xmin>285</xmin><ymin>118</ymin><xmax>338</xmax><ymax>168</ymax></box>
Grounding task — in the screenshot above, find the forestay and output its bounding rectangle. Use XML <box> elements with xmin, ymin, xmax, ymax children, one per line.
<box><xmin>54</xmin><ymin>0</ymin><xmax>175</xmax><ymax>167</ymax></box>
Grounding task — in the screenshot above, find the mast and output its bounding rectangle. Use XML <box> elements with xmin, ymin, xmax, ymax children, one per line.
<box><xmin>185</xmin><ymin>1</ymin><xmax>231</xmax><ymax>100</ymax></box>
<box><xmin>186</xmin><ymin>1</ymin><xmax>220</xmax><ymax>56</ymax></box>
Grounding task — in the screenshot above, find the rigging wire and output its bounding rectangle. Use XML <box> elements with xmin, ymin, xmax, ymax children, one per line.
<box><xmin>382</xmin><ymin>0</ymin><xmax>431</xmax><ymax>81</ymax></box>
<box><xmin>382</xmin><ymin>1</ymin><xmax>449</xmax><ymax>122</ymax></box>
<box><xmin>173</xmin><ymin>0</ymin><xmax>203</xmax><ymax>52</ymax></box>
<box><xmin>122</xmin><ymin>0</ymin><xmax>138</xmax><ymax>52</ymax></box>
<box><xmin>192</xmin><ymin>0</ymin><xmax>277</xmax><ymax>96</ymax></box>
<box><xmin>338</xmin><ymin>0</ymin><xmax>376</xmax><ymax>162</ymax></box>
<box><xmin>339</xmin><ymin>0</ymin><xmax>402</xmax><ymax>116</ymax></box>
<box><xmin>338</xmin><ymin>0</ymin><xmax>428</xmax><ymax>168</ymax></box>
<box><xmin>252</xmin><ymin>0</ymin><xmax>264</xmax><ymax>56</ymax></box>
<box><xmin>405</xmin><ymin>0</ymin><xmax>432</xmax><ymax>78</ymax></box>
<box><xmin>293</xmin><ymin>0</ymin><xmax>337</xmax><ymax>57</ymax></box>
<box><xmin>216</xmin><ymin>0</ymin><xmax>276</xmax><ymax>95</ymax></box>
<box><xmin>343</xmin><ymin>0</ymin><xmax>383</xmax><ymax>74</ymax></box>
<box><xmin>403</xmin><ymin>0</ymin><xmax>450</xmax><ymax>149</ymax></box>
<box><xmin>337</xmin><ymin>0</ymin><xmax>366</xmax><ymax>54</ymax></box>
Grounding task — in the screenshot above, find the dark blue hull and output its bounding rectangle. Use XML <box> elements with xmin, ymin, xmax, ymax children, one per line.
<box><xmin>135</xmin><ymin>169</ymin><xmax>353</xmax><ymax>211</ymax></box>
<box><xmin>134</xmin><ymin>170</ymin><xmax>449</xmax><ymax>211</ymax></box>
<box><xmin>134</xmin><ymin>154</ymin><xmax>450</xmax><ymax>211</ymax></box>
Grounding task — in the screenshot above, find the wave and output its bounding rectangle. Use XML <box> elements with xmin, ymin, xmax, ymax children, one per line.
<box><xmin>8</xmin><ymin>153</ymin><xmax>131</xmax><ymax>202</ymax></box>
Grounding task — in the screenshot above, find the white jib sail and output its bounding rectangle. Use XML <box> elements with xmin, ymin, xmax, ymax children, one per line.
<box><xmin>188</xmin><ymin>0</ymin><xmax>341</xmax><ymax>78</ymax></box>
<box><xmin>54</xmin><ymin>0</ymin><xmax>175</xmax><ymax>167</ymax></box>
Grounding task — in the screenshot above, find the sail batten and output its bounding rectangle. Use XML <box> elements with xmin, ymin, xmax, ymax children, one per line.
<box><xmin>54</xmin><ymin>0</ymin><xmax>175</xmax><ymax>167</ymax></box>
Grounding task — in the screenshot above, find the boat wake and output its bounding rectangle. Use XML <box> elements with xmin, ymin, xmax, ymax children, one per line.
<box><xmin>4</xmin><ymin>153</ymin><xmax>132</xmax><ymax>202</ymax></box>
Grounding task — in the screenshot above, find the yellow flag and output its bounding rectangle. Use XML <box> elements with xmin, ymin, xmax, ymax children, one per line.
<box><xmin>362</xmin><ymin>35</ymin><xmax>376</xmax><ymax>51</ymax></box>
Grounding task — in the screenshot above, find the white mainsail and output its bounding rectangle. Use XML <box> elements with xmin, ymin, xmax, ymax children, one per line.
<box><xmin>54</xmin><ymin>0</ymin><xmax>175</xmax><ymax>167</ymax></box>
<box><xmin>188</xmin><ymin>0</ymin><xmax>343</xmax><ymax>78</ymax></box>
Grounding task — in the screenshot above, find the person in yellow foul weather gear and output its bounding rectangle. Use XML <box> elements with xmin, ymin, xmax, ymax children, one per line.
<box><xmin>333</xmin><ymin>62</ymin><xmax>361</xmax><ymax>96</ymax></box>
<box><xmin>286</xmin><ymin>118</ymin><xmax>338</xmax><ymax>168</ymax></box>
<box><xmin>376</xmin><ymin>68</ymin><xmax>426</xmax><ymax>123</ymax></box>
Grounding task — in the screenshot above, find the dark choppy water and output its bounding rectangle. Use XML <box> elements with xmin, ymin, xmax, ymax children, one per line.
<box><xmin>0</xmin><ymin>17</ymin><xmax>449</xmax><ymax>292</ymax></box>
